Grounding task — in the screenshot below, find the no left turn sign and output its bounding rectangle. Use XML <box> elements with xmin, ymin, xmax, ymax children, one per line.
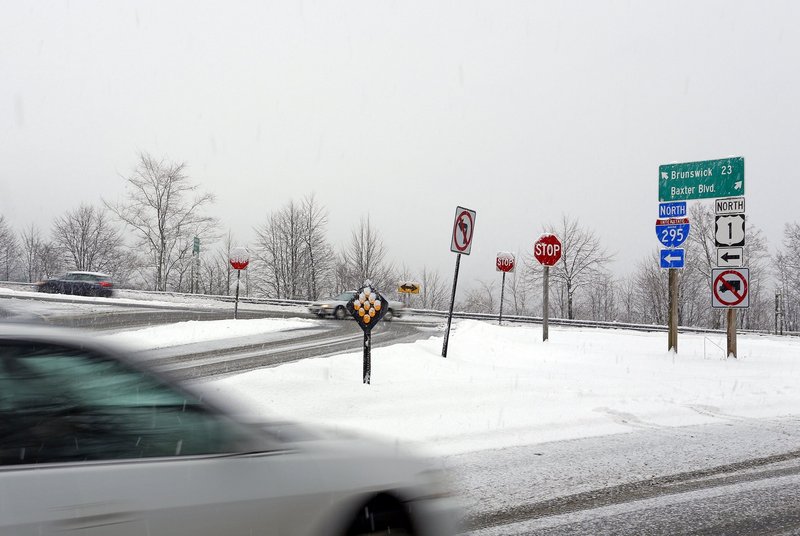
<box><xmin>711</xmin><ymin>268</ymin><xmax>749</xmax><ymax>309</ymax></box>
<box><xmin>450</xmin><ymin>206</ymin><xmax>476</xmax><ymax>255</ymax></box>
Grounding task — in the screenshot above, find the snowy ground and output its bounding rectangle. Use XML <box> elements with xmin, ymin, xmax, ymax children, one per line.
<box><xmin>105</xmin><ymin>317</ymin><xmax>800</xmax><ymax>456</ymax></box>
<box><xmin>101</xmin><ymin>317</ymin><xmax>322</xmax><ymax>350</ymax></box>
<box><xmin>0</xmin><ymin>286</ymin><xmax>309</xmax><ymax>316</ymax></box>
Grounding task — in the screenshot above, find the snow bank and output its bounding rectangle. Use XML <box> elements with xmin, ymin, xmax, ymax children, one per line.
<box><xmin>205</xmin><ymin>320</ymin><xmax>800</xmax><ymax>455</ymax></box>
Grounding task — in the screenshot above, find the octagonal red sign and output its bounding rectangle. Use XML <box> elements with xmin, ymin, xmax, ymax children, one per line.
<box><xmin>534</xmin><ymin>234</ymin><xmax>562</xmax><ymax>266</ymax></box>
<box><xmin>229</xmin><ymin>247</ymin><xmax>251</xmax><ymax>270</ymax></box>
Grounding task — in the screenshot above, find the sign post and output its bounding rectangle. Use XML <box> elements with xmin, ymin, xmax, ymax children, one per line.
<box><xmin>534</xmin><ymin>234</ymin><xmax>562</xmax><ymax>342</ymax></box>
<box><xmin>191</xmin><ymin>236</ymin><xmax>200</xmax><ymax>294</ymax></box>
<box><xmin>496</xmin><ymin>252</ymin><xmax>515</xmax><ymax>325</ymax></box>
<box><xmin>443</xmin><ymin>206</ymin><xmax>476</xmax><ymax>357</ymax></box>
<box><xmin>668</xmin><ymin>269</ymin><xmax>678</xmax><ymax>352</ymax></box>
<box><xmin>348</xmin><ymin>280</ymin><xmax>389</xmax><ymax>384</ymax></box>
<box><xmin>229</xmin><ymin>247</ymin><xmax>250</xmax><ymax>319</ymax></box>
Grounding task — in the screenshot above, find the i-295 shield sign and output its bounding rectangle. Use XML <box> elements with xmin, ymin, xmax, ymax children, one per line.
<box><xmin>655</xmin><ymin>218</ymin><xmax>690</xmax><ymax>248</ymax></box>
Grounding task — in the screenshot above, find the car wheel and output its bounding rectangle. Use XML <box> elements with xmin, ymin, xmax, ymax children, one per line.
<box><xmin>383</xmin><ymin>308</ymin><xmax>394</xmax><ymax>322</ymax></box>
<box><xmin>344</xmin><ymin>495</ymin><xmax>415</xmax><ymax>536</ymax></box>
<box><xmin>334</xmin><ymin>306</ymin><xmax>347</xmax><ymax>320</ymax></box>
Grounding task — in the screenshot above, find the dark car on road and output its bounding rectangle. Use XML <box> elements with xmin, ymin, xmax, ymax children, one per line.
<box><xmin>36</xmin><ymin>271</ymin><xmax>114</xmax><ymax>297</ymax></box>
<box><xmin>0</xmin><ymin>325</ymin><xmax>459</xmax><ymax>535</ymax></box>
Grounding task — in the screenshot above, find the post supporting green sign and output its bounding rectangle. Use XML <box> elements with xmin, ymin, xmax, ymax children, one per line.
<box><xmin>659</xmin><ymin>157</ymin><xmax>744</xmax><ymax>202</ymax></box>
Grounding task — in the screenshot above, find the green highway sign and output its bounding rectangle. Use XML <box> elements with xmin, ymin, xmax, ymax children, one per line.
<box><xmin>659</xmin><ymin>157</ymin><xmax>744</xmax><ymax>201</ymax></box>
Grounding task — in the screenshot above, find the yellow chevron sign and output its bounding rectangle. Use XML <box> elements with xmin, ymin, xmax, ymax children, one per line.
<box><xmin>398</xmin><ymin>282</ymin><xmax>420</xmax><ymax>294</ymax></box>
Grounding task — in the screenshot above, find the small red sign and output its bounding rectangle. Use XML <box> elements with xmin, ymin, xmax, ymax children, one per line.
<box><xmin>229</xmin><ymin>247</ymin><xmax>251</xmax><ymax>271</ymax></box>
<box><xmin>712</xmin><ymin>268</ymin><xmax>749</xmax><ymax>308</ymax></box>
<box><xmin>496</xmin><ymin>252</ymin><xmax>515</xmax><ymax>273</ymax></box>
<box><xmin>534</xmin><ymin>234</ymin><xmax>562</xmax><ymax>266</ymax></box>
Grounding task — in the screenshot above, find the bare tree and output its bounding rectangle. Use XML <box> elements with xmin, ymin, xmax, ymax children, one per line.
<box><xmin>775</xmin><ymin>222</ymin><xmax>800</xmax><ymax>331</ymax></box>
<box><xmin>254</xmin><ymin>196</ymin><xmax>333</xmax><ymax>300</ymax></box>
<box><xmin>419</xmin><ymin>266</ymin><xmax>449</xmax><ymax>310</ymax></box>
<box><xmin>0</xmin><ymin>216</ymin><xmax>19</xmax><ymax>280</ymax></box>
<box><xmin>545</xmin><ymin>215</ymin><xmax>614</xmax><ymax>319</ymax></box>
<box><xmin>632</xmin><ymin>250</ymin><xmax>668</xmax><ymax>325</ymax></box>
<box><xmin>340</xmin><ymin>216</ymin><xmax>394</xmax><ymax>292</ymax></box>
<box><xmin>587</xmin><ymin>271</ymin><xmax>617</xmax><ymax>321</ymax></box>
<box><xmin>301</xmin><ymin>194</ymin><xmax>333</xmax><ymax>299</ymax></box>
<box><xmin>504</xmin><ymin>269</ymin><xmax>530</xmax><ymax>316</ymax></box>
<box><xmin>20</xmin><ymin>224</ymin><xmax>43</xmax><ymax>282</ymax></box>
<box><xmin>39</xmin><ymin>242</ymin><xmax>64</xmax><ymax>279</ymax></box>
<box><xmin>615</xmin><ymin>274</ymin><xmax>637</xmax><ymax>323</ymax></box>
<box><xmin>106</xmin><ymin>152</ymin><xmax>216</xmax><ymax>291</ymax></box>
<box><xmin>460</xmin><ymin>280</ymin><xmax>497</xmax><ymax>314</ymax></box>
<box><xmin>52</xmin><ymin>204</ymin><xmax>123</xmax><ymax>273</ymax></box>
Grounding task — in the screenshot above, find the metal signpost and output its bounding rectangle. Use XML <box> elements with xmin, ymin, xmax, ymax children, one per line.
<box><xmin>534</xmin><ymin>234</ymin><xmax>562</xmax><ymax>342</ymax></box>
<box><xmin>714</xmin><ymin>194</ymin><xmax>748</xmax><ymax>357</ymax></box>
<box><xmin>229</xmin><ymin>247</ymin><xmax>250</xmax><ymax>319</ymax></box>
<box><xmin>191</xmin><ymin>236</ymin><xmax>200</xmax><ymax>294</ymax></box>
<box><xmin>655</xmin><ymin>217</ymin><xmax>690</xmax><ymax>352</ymax></box>
<box><xmin>496</xmin><ymin>252</ymin><xmax>515</xmax><ymax>325</ymax></box>
<box><xmin>712</xmin><ymin>268</ymin><xmax>750</xmax><ymax>358</ymax></box>
<box><xmin>348</xmin><ymin>281</ymin><xmax>389</xmax><ymax>384</ymax></box>
<box><xmin>443</xmin><ymin>206</ymin><xmax>476</xmax><ymax>357</ymax></box>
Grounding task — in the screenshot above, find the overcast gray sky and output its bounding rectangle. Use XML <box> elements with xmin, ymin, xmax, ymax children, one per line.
<box><xmin>2</xmin><ymin>1</ymin><xmax>798</xmax><ymax>288</ymax></box>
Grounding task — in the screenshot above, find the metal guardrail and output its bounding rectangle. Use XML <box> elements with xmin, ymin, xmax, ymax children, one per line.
<box><xmin>2</xmin><ymin>280</ymin><xmax>797</xmax><ymax>337</ymax></box>
<box><xmin>0</xmin><ymin>281</ymin><xmax>36</xmax><ymax>291</ymax></box>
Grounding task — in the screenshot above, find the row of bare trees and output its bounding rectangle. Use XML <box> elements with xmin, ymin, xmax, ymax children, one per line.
<box><xmin>1</xmin><ymin>150</ymin><xmax>797</xmax><ymax>332</ymax></box>
<box><xmin>0</xmin><ymin>153</ymin><xmax>216</xmax><ymax>291</ymax></box>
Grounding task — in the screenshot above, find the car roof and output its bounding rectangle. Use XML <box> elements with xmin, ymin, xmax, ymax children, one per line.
<box><xmin>66</xmin><ymin>271</ymin><xmax>112</xmax><ymax>277</ymax></box>
<box><xmin>0</xmin><ymin>323</ymin><xmax>126</xmax><ymax>354</ymax></box>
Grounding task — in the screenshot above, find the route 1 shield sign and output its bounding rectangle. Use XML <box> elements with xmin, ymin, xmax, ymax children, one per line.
<box><xmin>711</xmin><ymin>268</ymin><xmax>749</xmax><ymax>309</ymax></box>
<box><xmin>714</xmin><ymin>214</ymin><xmax>745</xmax><ymax>247</ymax></box>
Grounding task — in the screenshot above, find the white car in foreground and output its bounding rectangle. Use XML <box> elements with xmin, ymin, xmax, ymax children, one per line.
<box><xmin>0</xmin><ymin>325</ymin><xmax>458</xmax><ymax>536</ymax></box>
<box><xmin>308</xmin><ymin>291</ymin><xmax>406</xmax><ymax>321</ymax></box>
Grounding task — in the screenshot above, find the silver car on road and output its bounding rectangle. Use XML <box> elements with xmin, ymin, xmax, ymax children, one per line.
<box><xmin>308</xmin><ymin>291</ymin><xmax>405</xmax><ymax>321</ymax></box>
<box><xmin>0</xmin><ymin>325</ymin><xmax>458</xmax><ymax>536</ymax></box>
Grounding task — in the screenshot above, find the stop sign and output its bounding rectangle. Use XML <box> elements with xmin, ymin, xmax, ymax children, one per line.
<box><xmin>496</xmin><ymin>252</ymin><xmax>515</xmax><ymax>273</ymax></box>
<box><xmin>534</xmin><ymin>234</ymin><xmax>562</xmax><ymax>266</ymax></box>
<box><xmin>229</xmin><ymin>247</ymin><xmax>250</xmax><ymax>270</ymax></box>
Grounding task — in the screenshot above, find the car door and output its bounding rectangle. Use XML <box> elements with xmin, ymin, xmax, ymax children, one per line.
<box><xmin>0</xmin><ymin>341</ymin><xmax>329</xmax><ymax>536</ymax></box>
<box><xmin>61</xmin><ymin>273</ymin><xmax>78</xmax><ymax>294</ymax></box>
